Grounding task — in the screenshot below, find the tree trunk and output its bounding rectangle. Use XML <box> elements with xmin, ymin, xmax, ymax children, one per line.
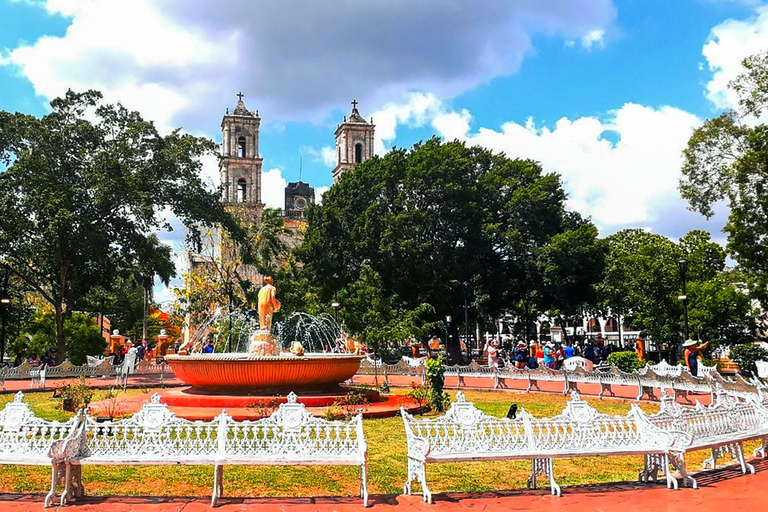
<box><xmin>143</xmin><ymin>280</ymin><xmax>149</xmax><ymax>345</ymax></box>
<box><xmin>53</xmin><ymin>300</ymin><xmax>67</xmax><ymax>364</ymax></box>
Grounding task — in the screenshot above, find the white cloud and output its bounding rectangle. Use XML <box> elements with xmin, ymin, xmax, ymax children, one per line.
<box><xmin>320</xmin><ymin>146</ymin><xmax>336</xmax><ymax>168</ymax></box>
<box><xmin>301</xmin><ymin>145</ymin><xmax>336</xmax><ymax>168</ymax></box>
<box><xmin>261</xmin><ymin>167</ymin><xmax>286</xmax><ymax>210</ymax></box>
<box><xmin>373</xmin><ymin>96</ymin><xmax>701</xmax><ymax>231</ymax></box>
<box><xmin>370</xmin><ymin>92</ymin><xmax>449</xmax><ymax>154</ymax></box>
<box><xmin>464</xmin><ymin>104</ymin><xmax>701</xmax><ymax>229</ymax></box>
<box><xmin>315</xmin><ymin>186</ymin><xmax>330</xmax><ymax>205</ymax></box>
<box><xmin>703</xmin><ymin>5</ymin><xmax>768</xmax><ymax>110</ymax></box>
<box><xmin>2</xmin><ymin>0</ymin><xmax>616</xmax><ymax>133</ymax></box>
<box><xmin>581</xmin><ymin>29</ymin><xmax>605</xmax><ymax>49</ymax></box>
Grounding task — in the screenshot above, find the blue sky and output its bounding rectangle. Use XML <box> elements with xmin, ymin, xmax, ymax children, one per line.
<box><xmin>1</xmin><ymin>0</ymin><xmax>767</xmax><ymax>302</ymax></box>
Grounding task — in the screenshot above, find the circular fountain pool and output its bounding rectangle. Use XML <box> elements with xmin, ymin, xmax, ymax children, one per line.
<box><xmin>164</xmin><ymin>353</ymin><xmax>364</xmax><ymax>391</ymax></box>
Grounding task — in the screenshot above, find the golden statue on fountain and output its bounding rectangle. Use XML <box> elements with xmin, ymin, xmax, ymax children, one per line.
<box><xmin>257</xmin><ymin>276</ymin><xmax>281</xmax><ymax>330</ymax></box>
<box><xmin>248</xmin><ymin>277</ymin><xmax>283</xmax><ymax>356</ymax></box>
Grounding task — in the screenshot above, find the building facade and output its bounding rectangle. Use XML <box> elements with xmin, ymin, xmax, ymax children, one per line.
<box><xmin>332</xmin><ymin>99</ymin><xmax>376</xmax><ymax>183</ymax></box>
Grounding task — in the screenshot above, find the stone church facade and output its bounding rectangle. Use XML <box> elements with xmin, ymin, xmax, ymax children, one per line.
<box><xmin>212</xmin><ymin>94</ymin><xmax>376</xmax><ymax>276</ymax></box>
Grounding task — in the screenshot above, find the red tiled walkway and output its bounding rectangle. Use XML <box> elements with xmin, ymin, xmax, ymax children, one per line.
<box><xmin>2</xmin><ymin>459</ymin><xmax>767</xmax><ymax>511</ymax></box>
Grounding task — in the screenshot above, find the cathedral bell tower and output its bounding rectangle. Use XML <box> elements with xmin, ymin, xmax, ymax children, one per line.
<box><xmin>219</xmin><ymin>93</ymin><xmax>264</xmax><ymax>223</ymax></box>
<box><xmin>332</xmin><ymin>99</ymin><xmax>375</xmax><ymax>183</ymax></box>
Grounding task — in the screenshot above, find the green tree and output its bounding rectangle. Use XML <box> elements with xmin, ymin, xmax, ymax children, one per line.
<box><xmin>681</xmin><ymin>50</ymin><xmax>768</xmax><ymax>302</ymax></box>
<box><xmin>0</xmin><ymin>90</ymin><xmax>236</xmax><ymax>360</ymax></box>
<box><xmin>299</xmin><ymin>138</ymin><xmax>604</xmax><ymax>334</ymax></box>
<box><xmin>599</xmin><ymin>229</ymin><xmax>754</xmax><ymax>350</ymax></box>
<box><xmin>13</xmin><ymin>310</ymin><xmax>104</xmax><ymax>365</ymax></box>
<box><xmin>175</xmin><ymin>208</ymin><xmax>290</xmax><ymax>327</ymax></box>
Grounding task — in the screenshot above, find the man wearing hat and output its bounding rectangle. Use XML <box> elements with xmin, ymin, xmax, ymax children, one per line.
<box><xmin>683</xmin><ymin>339</ymin><xmax>710</xmax><ymax>376</ymax></box>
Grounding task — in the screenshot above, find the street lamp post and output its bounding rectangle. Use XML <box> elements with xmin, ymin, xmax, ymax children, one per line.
<box><xmin>227</xmin><ymin>282</ymin><xmax>234</xmax><ymax>352</ymax></box>
<box><xmin>462</xmin><ymin>282</ymin><xmax>471</xmax><ymax>362</ymax></box>
<box><xmin>331</xmin><ymin>295</ymin><xmax>340</xmax><ymax>324</ymax></box>
<box><xmin>0</xmin><ymin>264</ymin><xmax>10</xmax><ymax>367</ymax></box>
<box><xmin>678</xmin><ymin>257</ymin><xmax>690</xmax><ymax>347</ymax></box>
<box><xmin>331</xmin><ymin>273</ymin><xmax>340</xmax><ymax>325</ymax></box>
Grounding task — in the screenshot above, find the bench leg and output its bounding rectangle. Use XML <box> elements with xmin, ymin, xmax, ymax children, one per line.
<box><xmin>663</xmin><ymin>454</ymin><xmax>678</xmax><ymax>490</ymax></box>
<box><xmin>669</xmin><ymin>451</ymin><xmax>696</xmax><ymax>489</ymax></box>
<box><xmin>360</xmin><ymin>463</ymin><xmax>369</xmax><ymax>507</ymax></box>
<box><xmin>546</xmin><ymin>458</ymin><xmax>561</xmax><ymax>497</ymax></box>
<box><xmin>404</xmin><ymin>457</ymin><xmax>430</xmax><ymax>504</ymax></box>
<box><xmin>212</xmin><ymin>464</ymin><xmax>223</xmax><ymax>507</ymax></box>
<box><xmin>599</xmin><ymin>383</ymin><xmax>615</xmax><ymax>399</ymax></box>
<box><xmin>639</xmin><ymin>454</ymin><xmax>660</xmax><ymax>484</ymax></box>
<box><xmin>458</xmin><ymin>376</ymin><xmax>465</xmax><ymax>387</ymax></box>
<box><xmin>733</xmin><ymin>443</ymin><xmax>755</xmax><ymax>475</ymax></box>
<box><xmin>44</xmin><ymin>462</ymin><xmax>65</xmax><ymax>508</ymax></box>
<box><xmin>754</xmin><ymin>437</ymin><xmax>767</xmax><ymax>458</ymax></box>
<box><xmin>674</xmin><ymin>388</ymin><xmax>692</xmax><ymax>404</ymax></box>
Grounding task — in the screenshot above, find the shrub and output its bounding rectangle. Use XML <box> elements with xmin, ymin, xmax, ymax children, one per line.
<box><xmin>730</xmin><ymin>343</ymin><xmax>768</xmax><ymax>378</ymax></box>
<box><xmin>57</xmin><ymin>377</ymin><xmax>94</xmax><ymax>411</ymax></box>
<box><xmin>326</xmin><ymin>389</ymin><xmax>370</xmax><ymax>421</ymax></box>
<box><xmin>607</xmin><ymin>351</ymin><xmax>644</xmax><ymax>373</ymax></box>
<box><xmin>425</xmin><ymin>356</ymin><xmax>451</xmax><ymax>412</ymax></box>
<box><xmin>406</xmin><ymin>383</ymin><xmax>430</xmax><ymax>410</ymax></box>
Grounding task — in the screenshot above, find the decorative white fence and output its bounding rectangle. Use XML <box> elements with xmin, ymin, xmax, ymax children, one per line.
<box><xmin>0</xmin><ymin>359</ymin><xmax>171</xmax><ymax>389</ymax></box>
<box><xmin>357</xmin><ymin>358</ymin><xmax>766</xmax><ymax>405</ymax></box>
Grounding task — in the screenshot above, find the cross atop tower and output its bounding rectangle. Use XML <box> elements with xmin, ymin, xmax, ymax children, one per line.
<box><xmin>237</xmin><ymin>92</ymin><xmax>244</xmax><ymax>102</ymax></box>
<box><xmin>351</xmin><ymin>98</ymin><xmax>358</xmax><ymax>110</ymax></box>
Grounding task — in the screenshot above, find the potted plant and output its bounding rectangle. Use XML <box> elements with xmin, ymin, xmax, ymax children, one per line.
<box><xmin>57</xmin><ymin>377</ymin><xmax>94</xmax><ymax>412</ymax></box>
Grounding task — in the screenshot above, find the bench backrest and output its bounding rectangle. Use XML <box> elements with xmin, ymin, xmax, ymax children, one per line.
<box><xmin>402</xmin><ymin>391</ymin><xmax>686</xmax><ymax>458</ymax></box>
<box><xmin>221</xmin><ymin>392</ymin><xmax>365</xmax><ymax>463</ymax></box>
<box><xmin>78</xmin><ymin>393</ymin><xmax>219</xmax><ymax>461</ymax></box>
<box><xmin>649</xmin><ymin>387</ymin><xmax>765</xmax><ymax>442</ymax></box>
<box><xmin>0</xmin><ymin>391</ymin><xmax>80</xmax><ymax>462</ymax></box>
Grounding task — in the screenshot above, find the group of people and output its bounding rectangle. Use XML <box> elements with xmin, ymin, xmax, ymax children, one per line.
<box><xmin>17</xmin><ymin>349</ymin><xmax>55</xmax><ymax>368</ymax></box>
<box><xmin>484</xmin><ymin>338</ymin><xmax>616</xmax><ymax>370</ymax></box>
<box><xmin>110</xmin><ymin>339</ymin><xmax>155</xmax><ymax>365</ymax></box>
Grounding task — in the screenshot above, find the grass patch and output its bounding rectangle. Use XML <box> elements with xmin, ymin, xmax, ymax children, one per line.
<box><xmin>0</xmin><ymin>388</ymin><xmax>758</xmax><ymax>499</ymax></box>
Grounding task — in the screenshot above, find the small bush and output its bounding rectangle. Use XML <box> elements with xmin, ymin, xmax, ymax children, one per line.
<box><xmin>249</xmin><ymin>396</ymin><xmax>282</xmax><ymax>417</ymax></box>
<box><xmin>425</xmin><ymin>355</ymin><xmax>451</xmax><ymax>412</ymax></box>
<box><xmin>730</xmin><ymin>343</ymin><xmax>768</xmax><ymax>378</ymax></box>
<box><xmin>607</xmin><ymin>351</ymin><xmax>644</xmax><ymax>373</ymax></box>
<box><xmin>57</xmin><ymin>376</ymin><xmax>94</xmax><ymax>411</ymax></box>
<box><xmin>406</xmin><ymin>383</ymin><xmax>431</xmax><ymax>410</ymax></box>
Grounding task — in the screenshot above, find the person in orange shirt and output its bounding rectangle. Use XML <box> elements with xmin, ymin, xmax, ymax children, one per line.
<box><xmin>635</xmin><ymin>335</ymin><xmax>646</xmax><ymax>362</ymax></box>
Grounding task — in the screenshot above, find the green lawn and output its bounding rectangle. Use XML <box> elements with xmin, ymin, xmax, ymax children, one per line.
<box><xmin>0</xmin><ymin>387</ymin><xmax>758</xmax><ymax>498</ymax></box>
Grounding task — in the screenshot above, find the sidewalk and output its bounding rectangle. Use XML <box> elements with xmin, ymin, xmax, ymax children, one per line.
<box><xmin>1</xmin><ymin>459</ymin><xmax>766</xmax><ymax>511</ymax></box>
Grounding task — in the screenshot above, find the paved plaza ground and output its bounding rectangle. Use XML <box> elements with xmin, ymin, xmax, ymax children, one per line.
<box><xmin>0</xmin><ymin>371</ymin><xmax>743</xmax><ymax>510</ymax></box>
<box><xmin>0</xmin><ymin>459</ymin><xmax>766</xmax><ymax>511</ymax></box>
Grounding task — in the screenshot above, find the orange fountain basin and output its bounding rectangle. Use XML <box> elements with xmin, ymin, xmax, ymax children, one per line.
<box><xmin>164</xmin><ymin>353</ymin><xmax>364</xmax><ymax>390</ymax></box>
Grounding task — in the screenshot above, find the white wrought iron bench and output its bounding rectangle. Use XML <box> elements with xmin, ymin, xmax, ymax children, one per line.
<box><xmin>645</xmin><ymin>386</ymin><xmax>768</xmax><ymax>489</ymax></box>
<box><xmin>64</xmin><ymin>392</ymin><xmax>369</xmax><ymax>507</ymax></box>
<box><xmin>0</xmin><ymin>391</ymin><xmax>82</xmax><ymax>508</ymax></box>
<box><xmin>401</xmin><ymin>391</ymin><xmax>690</xmax><ymax>504</ymax></box>
<box><xmin>214</xmin><ymin>391</ymin><xmax>368</xmax><ymax>507</ymax></box>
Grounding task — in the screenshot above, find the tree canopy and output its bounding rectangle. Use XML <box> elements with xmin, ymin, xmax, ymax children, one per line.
<box><xmin>0</xmin><ymin>90</ymin><xmax>236</xmax><ymax>360</ymax></box>
<box><xmin>298</xmin><ymin>137</ymin><xmax>605</xmax><ymax>341</ymax></box>
<box><xmin>599</xmin><ymin>228</ymin><xmax>754</xmax><ymax>347</ymax></box>
<box><xmin>681</xmin><ymin>50</ymin><xmax>768</xmax><ymax>302</ymax></box>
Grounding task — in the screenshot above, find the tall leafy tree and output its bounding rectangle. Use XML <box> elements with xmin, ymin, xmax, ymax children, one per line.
<box><xmin>681</xmin><ymin>50</ymin><xmax>768</xmax><ymax>302</ymax></box>
<box><xmin>0</xmin><ymin>90</ymin><xmax>236</xmax><ymax>360</ymax></box>
<box><xmin>600</xmin><ymin>229</ymin><xmax>754</xmax><ymax>349</ymax></box>
<box><xmin>298</xmin><ymin>137</ymin><xmax>604</xmax><ymax>339</ymax></box>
